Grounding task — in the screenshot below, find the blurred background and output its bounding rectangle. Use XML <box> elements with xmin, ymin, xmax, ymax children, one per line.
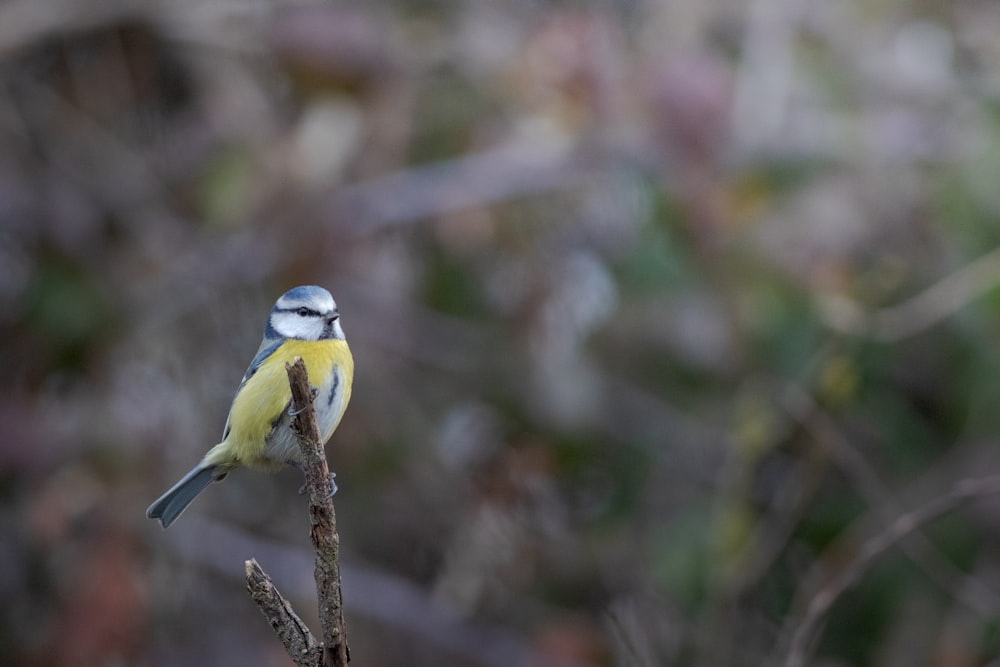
<box><xmin>4</xmin><ymin>0</ymin><xmax>1000</xmax><ymax>665</ymax></box>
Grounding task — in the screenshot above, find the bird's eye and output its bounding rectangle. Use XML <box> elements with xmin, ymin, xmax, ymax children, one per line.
<box><xmin>297</xmin><ymin>307</ymin><xmax>311</xmax><ymax>317</ymax></box>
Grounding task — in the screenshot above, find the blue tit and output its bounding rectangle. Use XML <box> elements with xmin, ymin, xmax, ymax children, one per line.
<box><xmin>146</xmin><ymin>285</ymin><xmax>354</xmax><ymax>528</ymax></box>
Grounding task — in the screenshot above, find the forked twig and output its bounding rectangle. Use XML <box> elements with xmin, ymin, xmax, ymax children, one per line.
<box><xmin>245</xmin><ymin>558</ymin><xmax>322</xmax><ymax>666</ymax></box>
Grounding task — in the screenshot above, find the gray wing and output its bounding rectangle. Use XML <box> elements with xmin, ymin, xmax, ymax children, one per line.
<box><xmin>221</xmin><ymin>337</ymin><xmax>283</xmax><ymax>440</ymax></box>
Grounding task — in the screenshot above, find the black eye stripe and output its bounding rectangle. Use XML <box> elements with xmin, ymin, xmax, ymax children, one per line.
<box><xmin>276</xmin><ymin>306</ymin><xmax>321</xmax><ymax>316</ymax></box>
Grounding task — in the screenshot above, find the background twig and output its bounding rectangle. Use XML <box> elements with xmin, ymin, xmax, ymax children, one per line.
<box><xmin>819</xmin><ymin>247</ymin><xmax>1000</xmax><ymax>341</ymax></box>
<box><xmin>781</xmin><ymin>475</ymin><xmax>1000</xmax><ymax>667</ymax></box>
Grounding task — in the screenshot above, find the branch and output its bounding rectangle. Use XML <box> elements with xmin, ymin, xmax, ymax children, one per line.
<box><xmin>245</xmin><ymin>558</ymin><xmax>322</xmax><ymax>666</ymax></box>
<box><xmin>286</xmin><ymin>357</ymin><xmax>351</xmax><ymax>667</ymax></box>
<box><xmin>244</xmin><ymin>358</ymin><xmax>350</xmax><ymax>667</ymax></box>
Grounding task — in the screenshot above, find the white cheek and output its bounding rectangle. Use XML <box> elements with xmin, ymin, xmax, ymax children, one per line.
<box><xmin>271</xmin><ymin>313</ymin><xmax>323</xmax><ymax>339</ymax></box>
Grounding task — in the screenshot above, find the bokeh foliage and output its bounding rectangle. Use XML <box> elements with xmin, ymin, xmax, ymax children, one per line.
<box><xmin>3</xmin><ymin>1</ymin><xmax>1000</xmax><ymax>666</ymax></box>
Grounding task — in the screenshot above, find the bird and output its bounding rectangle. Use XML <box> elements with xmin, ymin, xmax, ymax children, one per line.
<box><xmin>146</xmin><ymin>285</ymin><xmax>354</xmax><ymax>528</ymax></box>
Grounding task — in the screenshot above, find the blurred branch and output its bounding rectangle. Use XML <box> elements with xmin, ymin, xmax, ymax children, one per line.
<box><xmin>779</xmin><ymin>474</ymin><xmax>1000</xmax><ymax>667</ymax></box>
<box><xmin>819</xmin><ymin>246</ymin><xmax>1000</xmax><ymax>341</ymax></box>
<box><xmin>246</xmin><ymin>359</ymin><xmax>350</xmax><ymax>667</ymax></box>
<box><xmin>781</xmin><ymin>383</ymin><xmax>1000</xmax><ymax>616</ymax></box>
<box><xmin>245</xmin><ymin>558</ymin><xmax>323</xmax><ymax>666</ymax></box>
<box><xmin>0</xmin><ymin>0</ymin><xmax>145</xmax><ymax>54</ymax></box>
<box><xmin>328</xmin><ymin>140</ymin><xmax>588</xmax><ymax>231</ymax></box>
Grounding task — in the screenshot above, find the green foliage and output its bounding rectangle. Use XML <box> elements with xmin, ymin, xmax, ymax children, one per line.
<box><xmin>617</xmin><ymin>194</ymin><xmax>692</xmax><ymax>292</ymax></box>
<box><xmin>199</xmin><ymin>147</ymin><xmax>255</xmax><ymax>229</ymax></box>
<box><xmin>18</xmin><ymin>260</ymin><xmax>114</xmax><ymax>375</ymax></box>
<box><xmin>650</xmin><ymin>506</ymin><xmax>712</xmax><ymax>612</ymax></box>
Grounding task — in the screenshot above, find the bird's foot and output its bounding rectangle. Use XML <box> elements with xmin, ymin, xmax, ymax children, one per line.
<box><xmin>287</xmin><ymin>387</ymin><xmax>319</xmax><ymax>416</ymax></box>
<box><xmin>298</xmin><ymin>471</ymin><xmax>338</xmax><ymax>497</ymax></box>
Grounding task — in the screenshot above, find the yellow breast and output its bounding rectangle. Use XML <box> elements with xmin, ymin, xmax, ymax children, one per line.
<box><xmin>209</xmin><ymin>338</ymin><xmax>354</xmax><ymax>469</ymax></box>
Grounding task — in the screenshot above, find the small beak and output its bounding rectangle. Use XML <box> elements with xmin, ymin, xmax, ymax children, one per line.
<box><xmin>321</xmin><ymin>312</ymin><xmax>342</xmax><ymax>340</ymax></box>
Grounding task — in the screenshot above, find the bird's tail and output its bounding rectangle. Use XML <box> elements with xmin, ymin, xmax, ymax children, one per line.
<box><xmin>146</xmin><ymin>463</ymin><xmax>222</xmax><ymax>529</ymax></box>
